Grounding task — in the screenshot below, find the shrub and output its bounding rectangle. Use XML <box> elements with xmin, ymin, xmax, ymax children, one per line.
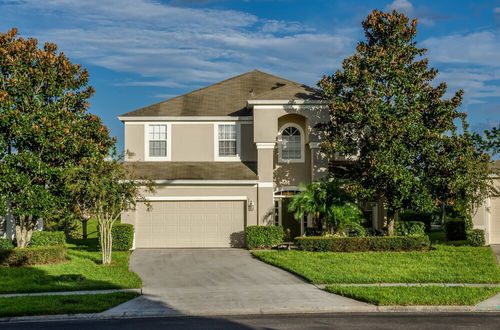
<box><xmin>304</xmin><ymin>228</ymin><xmax>323</xmax><ymax>236</ymax></box>
<box><xmin>444</xmin><ymin>218</ymin><xmax>467</xmax><ymax>241</ymax></box>
<box><xmin>295</xmin><ymin>235</ymin><xmax>430</xmax><ymax>252</ymax></box>
<box><xmin>98</xmin><ymin>223</ymin><xmax>134</xmax><ymax>251</ymax></box>
<box><xmin>0</xmin><ymin>238</ymin><xmax>14</xmax><ymax>250</ymax></box>
<box><xmin>111</xmin><ymin>224</ymin><xmax>134</xmax><ymax>251</ymax></box>
<box><xmin>29</xmin><ymin>231</ymin><xmax>66</xmax><ymax>247</ymax></box>
<box><xmin>399</xmin><ymin>210</ymin><xmax>433</xmax><ymax>231</ymax></box>
<box><xmin>466</xmin><ymin>229</ymin><xmax>485</xmax><ymax>247</ymax></box>
<box><xmin>0</xmin><ymin>245</ymin><xmax>67</xmax><ymax>266</ymax></box>
<box><xmin>245</xmin><ymin>226</ymin><xmax>284</xmax><ymax>249</ymax></box>
<box><xmin>394</xmin><ymin>221</ymin><xmax>425</xmax><ymax>236</ymax></box>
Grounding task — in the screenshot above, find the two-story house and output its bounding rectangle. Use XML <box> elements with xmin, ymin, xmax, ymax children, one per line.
<box><xmin>118</xmin><ymin>70</ymin><xmax>500</xmax><ymax>248</ymax></box>
<box><xmin>119</xmin><ymin>70</ymin><xmax>340</xmax><ymax>248</ymax></box>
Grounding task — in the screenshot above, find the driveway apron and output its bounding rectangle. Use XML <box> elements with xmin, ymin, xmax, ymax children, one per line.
<box><xmin>102</xmin><ymin>249</ymin><xmax>373</xmax><ymax>316</ymax></box>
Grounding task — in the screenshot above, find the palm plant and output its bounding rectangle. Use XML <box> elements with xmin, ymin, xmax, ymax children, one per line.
<box><xmin>288</xmin><ymin>179</ymin><xmax>365</xmax><ymax>235</ymax></box>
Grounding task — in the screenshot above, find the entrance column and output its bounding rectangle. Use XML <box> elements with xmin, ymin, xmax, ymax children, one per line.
<box><xmin>256</xmin><ymin>142</ymin><xmax>275</xmax><ymax>225</ymax></box>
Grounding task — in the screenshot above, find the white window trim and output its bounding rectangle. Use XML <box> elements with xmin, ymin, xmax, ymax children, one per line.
<box><xmin>214</xmin><ymin>122</ymin><xmax>241</xmax><ymax>161</ymax></box>
<box><xmin>278</xmin><ymin>123</ymin><xmax>305</xmax><ymax>163</ymax></box>
<box><xmin>144</xmin><ymin>122</ymin><xmax>172</xmax><ymax>161</ymax></box>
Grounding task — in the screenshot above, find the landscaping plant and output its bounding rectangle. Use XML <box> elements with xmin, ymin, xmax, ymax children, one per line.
<box><xmin>288</xmin><ymin>179</ymin><xmax>365</xmax><ymax>235</ymax></box>
<box><xmin>245</xmin><ymin>226</ymin><xmax>284</xmax><ymax>249</ymax></box>
<box><xmin>317</xmin><ymin>10</ymin><xmax>494</xmax><ymax>235</ymax></box>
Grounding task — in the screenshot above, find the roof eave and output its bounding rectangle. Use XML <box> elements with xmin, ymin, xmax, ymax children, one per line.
<box><xmin>247</xmin><ymin>99</ymin><xmax>329</xmax><ymax>106</ymax></box>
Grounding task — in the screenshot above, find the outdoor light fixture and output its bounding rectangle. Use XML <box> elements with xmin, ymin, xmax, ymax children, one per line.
<box><xmin>248</xmin><ymin>200</ymin><xmax>255</xmax><ymax>211</ymax></box>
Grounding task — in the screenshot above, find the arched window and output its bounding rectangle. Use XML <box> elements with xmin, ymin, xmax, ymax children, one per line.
<box><xmin>279</xmin><ymin>125</ymin><xmax>304</xmax><ymax>162</ymax></box>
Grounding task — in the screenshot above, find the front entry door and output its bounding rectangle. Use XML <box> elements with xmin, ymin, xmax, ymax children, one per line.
<box><xmin>280</xmin><ymin>198</ymin><xmax>302</xmax><ymax>241</ymax></box>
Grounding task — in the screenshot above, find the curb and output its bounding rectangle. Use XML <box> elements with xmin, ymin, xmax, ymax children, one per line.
<box><xmin>1</xmin><ymin>305</ymin><xmax>499</xmax><ymax>323</ymax></box>
<box><xmin>0</xmin><ymin>288</ymin><xmax>142</xmax><ymax>298</ymax></box>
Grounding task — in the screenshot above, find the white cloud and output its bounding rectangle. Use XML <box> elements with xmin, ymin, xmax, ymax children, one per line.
<box><xmin>0</xmin><ymin>0</ymin><xmax>350</xmax><ymax>88</ymax></box>
<box><xmin>385</xmin><ymin>0</ymin><xmax>414</xmax><ymax>13</ymax></box>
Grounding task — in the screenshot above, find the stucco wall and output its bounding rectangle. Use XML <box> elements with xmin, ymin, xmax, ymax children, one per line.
<box><xmin>124</xmin><ymin>124</ymin><xmax>145</xmax><ymax>161</ymax></box>
<box><xmin>240</xmin><ymin>123</ymin><xmax>256</xmax><ymax>161</ymax></box>
<box><xmin>171</xmin><ymin>124</ymin><xmax>214</xmax><ymax>161</ymax></box>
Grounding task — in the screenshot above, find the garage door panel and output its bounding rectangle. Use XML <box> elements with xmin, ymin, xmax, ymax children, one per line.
<box><xmin>135</xmin><ymin>200</ymin><xmax>245</xmax><ymax>248</ymax></box>
<box><xmin>490</xmin><ymin>198</ymin><xmax>500</xmax><ymax>244</ymax></box>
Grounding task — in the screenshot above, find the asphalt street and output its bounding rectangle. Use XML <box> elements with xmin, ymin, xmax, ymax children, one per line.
<box><xmin>2</xmin><ymin>313</ymin><xmax>500</xmax><ymax>330</ymax></box>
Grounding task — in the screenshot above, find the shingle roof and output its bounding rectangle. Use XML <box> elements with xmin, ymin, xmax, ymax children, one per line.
<box><xmin>120</xmin><ymin>70</ymin><xmax>322</xmax><ymax>117</ymax></box>
<box><xmin>125</xmin><ymin>161</ymin><xmax>258</xmax><ymax>181</ymax></box>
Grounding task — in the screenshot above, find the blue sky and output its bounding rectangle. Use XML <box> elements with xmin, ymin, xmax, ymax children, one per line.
<box><xmin>1</xmin><ymin>0</ymin><xmax>499</xmax><ymax>152</ymax></box>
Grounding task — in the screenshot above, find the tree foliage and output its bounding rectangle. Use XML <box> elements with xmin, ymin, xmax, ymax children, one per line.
<box><xmin>288</xmin><ymin>179</ymin><xmax>365</xmax><ymax>235</ymax></box>
<box><xmin>472</xmin><ymin>125</ymin><xmax>500</xmax><ymax>157</ymax></box>
<box><xmin>0</xmin><ymin>28</ymin><xmax>114</xmax><ymax>247</ymax></box>
<box><xmin>317</xmin><ymin>11</ymin><xmax>493</xmax><ymax>235</ymax></box>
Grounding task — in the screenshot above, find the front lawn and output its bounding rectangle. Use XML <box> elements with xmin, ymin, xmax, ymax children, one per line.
<box><xmin>252</xmin><ymin>244</ymin><xmax>500</xmax><ymax>284</ymax></box>
<box><xmin>0</xmin><ymin>292</ymin><xmax>139</xmax><ymax>317</ymax></box>
<box><xmin>326</xmin><ymin>286</ymin><xmax>500</xmax><ymax>306</ymax></box>
<box><xmin>0</xmin><ymin>238</ymin><xmax>141</xmax><ymax>294</ymax></box>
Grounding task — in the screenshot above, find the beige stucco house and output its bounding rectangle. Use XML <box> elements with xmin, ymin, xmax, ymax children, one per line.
<box><xmin>119</xmin><ymin>70</ymin><xmax>342</xmax><ymax>248</ymax></box>
<box><xmin>117</xmin><ymin>69</ymin><xmax>500</xmax><ymax>248</ymax></box>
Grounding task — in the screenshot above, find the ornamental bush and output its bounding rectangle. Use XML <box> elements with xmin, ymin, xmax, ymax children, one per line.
<box><xmin>245</xmin><ymin>226</ymin><xmax>284</xmax><ymax>249</ymax></box>
<box><xmin>111</xmin><ymin>224</ymin><xmax>134</xmax><ymax>251</ymax></box>
<box><xmin>29</xmin><ymin>231</ymin><xmax>66</xmax><ymax>247</ymax></box>
<box><xmin>0</xmin><ymin>238</ymin><xmax>14</xmax><ymax>250</ymax></box>
<box><xmin>399</xmin><ymin>210</ymin><xmax>433</xmax><ymax>232</ymax></box>
<box><xmin>466</xmin><ymin>229</ymin><xmax>485</xmax><ymax>247</ymax></box>
<box><xmin>295</xmin><ymin>235</ymin><xmax>430</xmax><ymax>252</ymax></box>
<box><xmin>0</xmin><ymin>245</ymin><xmax>67</xmax><ymax>266</ymax></box>
<box><xmin>98</xmin><ymin>223</ymin><xmax>134</xmax><ymax>251</ymax></box>
<box><xmin>394</xmin><ymin>221</ymin><xmax>425</xmax><ymax>236</ymax></box>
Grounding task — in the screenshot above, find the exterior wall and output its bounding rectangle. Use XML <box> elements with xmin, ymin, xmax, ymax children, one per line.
<box><xmin>171</xmin><ymin>124</ymin><xmax>214</xmax><ymax>161</ymax></box>
<box><xmin>124</xmin><ymin>124</ymin><xmax>145</xmax><ymax>161</ymax></box>
<box><xmin>472</xmin><ymin>178</ymin><xmax>500</xmax><ymax>245</ymax></box>
<box><xmin>123</xmin><ymin>121</ymin><xmax>256</xmax><ymax>162</ymax></box>
<box><xmin>240</xmin><ymin>123</ymin><xmax>257</xmax><ymax>161</ymax></box>
<box><xmin>122</xmin><ymin>185</ymin><xmax>259</xmax><ymax>227</ymax></box>
<box><xmin>274</xmin><ymin>147</ymin><xmax>312</xmax><ymax>187</ymax></box>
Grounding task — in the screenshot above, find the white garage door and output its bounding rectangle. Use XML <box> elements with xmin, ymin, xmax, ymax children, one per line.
<box><xmin>490</xmin><ymin>197</ymin><xmax>500</xmax><ymax>244</ymax></box>
<box><xmin>135</xmin><ymin>200</ymin><xmax>245</xmax><ymax>248</ymax></box>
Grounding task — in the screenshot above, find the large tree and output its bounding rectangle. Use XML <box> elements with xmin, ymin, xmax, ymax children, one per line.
<box><xmin>0</xmin><ymin>28</ymin><xmax>114</xmax><ymax>247</ymax></box>
<box><xmin>317</xmin><ymin>10</ymin><xmax>493</xmax><ymax>235</ymax></box>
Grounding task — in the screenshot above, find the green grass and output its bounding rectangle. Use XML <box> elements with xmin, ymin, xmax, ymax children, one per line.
<box><xmin>0</xmin><ymin>292</ymin><xmax>139</xmax><ymax>317</ymax></box>
<box><xmin>0</xmin><ymin>237</ymin><xmax>142</xmax><ymax>294</ymax></box>
<box><xmin>252</xmin><ymin>244</ymin><xmax>500</xmax><ymax>284</ymax></box>
<box><xmin>326</xmin><ymin>286</ymin><xmax>500</xmax><ymax>306</ymax></box>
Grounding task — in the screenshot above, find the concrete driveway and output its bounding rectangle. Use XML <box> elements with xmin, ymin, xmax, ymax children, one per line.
<box><xmin>103</xmin><ymin>249</ymin><xmax>373</xmax><ymax>317</ymax></box>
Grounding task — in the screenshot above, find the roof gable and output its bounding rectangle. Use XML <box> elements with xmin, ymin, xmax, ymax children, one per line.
<box><xmin>120</xmin><ymin>70</ymin><xmax>321</xmax><ymax>117</ymax></box>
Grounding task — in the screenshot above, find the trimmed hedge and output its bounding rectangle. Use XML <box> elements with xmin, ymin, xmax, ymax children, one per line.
<box><xmin>29</xmin><ymin>231</ymin><xmax>66</xmax><ymax>247</ymax></box>
<box><xmin>295</xmin><ymin>235</ymin><xmax>431</xmax><ymax>252</ymax></box>
<box><xmin>245</xmin><ymin>226</ymin><xmax>284</xmax><ymax>249</ymax></box>
<box><xmin>399</xmin><ymin>210</ymin><xmax>433</xmax><ymax>231</ymax></box>
<box><xmin>394</xmin><ymin>221</ymin><xmax>425</xmax><ymax>236</ymax></box>
<box><xmin>98</xmin><ymin>224</ymin><xmax>135</xmax><ymax>251</ymax></box>
<box><xmin>0</xmin><ymin>238</ymin><xmax>14</xmax><ymax>250</ymax></box>
<box><xmin>111</xmin><ymin>224</ymin><xmax>134</xmax><ymax>251</ymax></box>
<box><xmin>466</xmin><ymin>229</ymin><xmax>485</xmax><ymax>247</ymax></box>
<box><xmin>0</xmin><ymin>245</ymin><xmax>67</xmax><ymax>266</ymax></box>
<box><xmin>444</xmin><ymin>218</ymin><xmax>467</xmax><ymax>241</ymax></box>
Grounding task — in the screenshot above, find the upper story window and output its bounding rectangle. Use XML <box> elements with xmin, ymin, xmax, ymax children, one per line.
<box><xmin>279</xmin><ymin>124</ymin><xmax>304</xmax><ymax>163</ymax></box>
<box><xmin>146</xmin><ymin>124</ymin><xmax>170</xmax><ymax>160</ymax></box>
<box><xmin>215</xmin><ymin>123</ymin><xmax>240</xmax><ymax>161</ymax></box>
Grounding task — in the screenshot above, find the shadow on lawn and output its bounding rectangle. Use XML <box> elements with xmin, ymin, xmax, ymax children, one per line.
<box><xmin>0</xmin><ymin>238</ymin><xmax>129</xmax><ymax>294</ymax></box>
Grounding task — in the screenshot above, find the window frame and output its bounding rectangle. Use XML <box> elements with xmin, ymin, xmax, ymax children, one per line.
<box><xmin>144</xmin><ymin>123</ymin><xmax>172</xmax><ymax>161</ymax></box>
<box><xmin>278</xmin><ymin>123</ymin><xmax>305</xmax><ymax>163</ymax></box>
<box><xmin>214</xmin><ymin>122</ymin><xmax>241</xmax><ymax>161</ymax></box>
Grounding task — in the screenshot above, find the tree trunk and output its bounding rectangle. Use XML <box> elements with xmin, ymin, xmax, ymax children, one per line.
<box><xmin>15</xmin><ymin>215</ymin><xmax>35</xmax><ymax>248</ymax></box>
<box><xmin>386</xmin><ymin>210</ymin><xmax>396</xmax><ymax>236</ymax></box>
<box><xmin>99</xmin><ymin>219</ymin><xmax>113</xmax><ymax>265</ymax></box>
<box><xmin>82</xmin><ymin>219</ymin><xmax>88</xmax><ymax>239</ymax></box>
